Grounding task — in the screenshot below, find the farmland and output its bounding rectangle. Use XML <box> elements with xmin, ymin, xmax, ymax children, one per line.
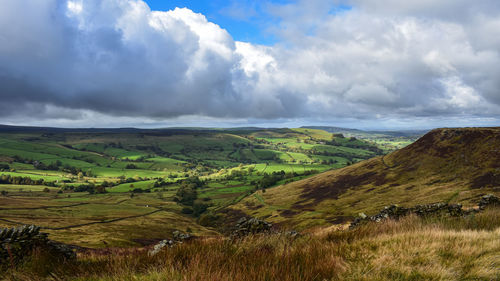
<box><xmin>0</xmin><ymin>126</ymin><xmax>417</xmax><ymax>247</ymax></box>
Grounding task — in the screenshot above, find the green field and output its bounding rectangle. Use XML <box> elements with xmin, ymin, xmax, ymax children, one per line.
<box><xmin>0</xmin><ymin>127</ymin><xmax>410</xmax><ymax>247</ymax></box>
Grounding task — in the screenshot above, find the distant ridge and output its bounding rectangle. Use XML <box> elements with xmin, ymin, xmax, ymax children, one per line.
<box><xmin>301</xmin><ymin>126</ymin><xmax>365</xmax><ymax>133</ymax></box>
<box><xmin>0</xmin><ymin>124</ymin><xmax>283</xmax><ymax>134</ymax></box>
<box><xmin>0</xmin><ymin>124</ymin><xmax>142</xmax><ymax>133</ymax></box>
<box><xmin>301</xmin><ymin>126</ymin><xmax>428</xmax><ymax>137</ymax></box>
<box><xmin>0</xmin><ymin>124</ymin><xmax>428</xmax><ymax>137</ymax></box>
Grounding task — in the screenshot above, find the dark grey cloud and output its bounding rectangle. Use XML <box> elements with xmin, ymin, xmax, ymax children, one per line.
<box><xmin>0</xmin><ymin>0</ymin><xmax>499</xmax><ymax>128</ymax></box>
<box><xmin>0</xmin><ymin>0</ymin><xmax>297</xmax><ymax>120</ymax></box>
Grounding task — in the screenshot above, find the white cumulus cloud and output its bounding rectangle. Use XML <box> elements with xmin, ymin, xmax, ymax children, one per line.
<box><xmin>0</xmin><ymin>0</ymin><xmax>499</xmax><ymax>128</ymax></box>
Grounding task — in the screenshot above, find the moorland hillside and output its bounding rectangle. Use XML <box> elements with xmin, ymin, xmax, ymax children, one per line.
<box><xmin>230</xmin><ymin>127</ymin><xmax>500</xmax><ymax>229</ymax></box>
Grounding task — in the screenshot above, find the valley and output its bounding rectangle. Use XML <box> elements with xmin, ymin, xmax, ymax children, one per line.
<box><xmin>2</xmin><ymin>126</ymin><xmax>500</xmax><ymax>281</ymax></box>
<box><xmin>0</xmin><ymin>126</ymin><xmax>412</xmax><ymax>247</ymax></box>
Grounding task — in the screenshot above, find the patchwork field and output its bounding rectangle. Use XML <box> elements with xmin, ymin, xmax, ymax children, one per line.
<box><xmin>0</xmin><ymin>126</ymin><xmax>408</xmax><ymax>247</ymax></box>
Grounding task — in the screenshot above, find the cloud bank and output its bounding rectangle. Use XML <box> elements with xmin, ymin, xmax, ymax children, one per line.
<box><xmin>0</xmin><ymin>0</ymin><xmax>499</xmax><ymax>128</ymax></box>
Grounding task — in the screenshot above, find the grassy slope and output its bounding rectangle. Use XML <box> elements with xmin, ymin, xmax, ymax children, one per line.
<box><xmin>0</xmin><ymin>191</ymin><xmax>218</xmax><ymax>247</ymax></box>
<box><xmin>230</xmin><ymin>127</ymin><xmax>500</xmax><ymax>229</ymax></box>
<box><xmin>6</xmin><ymin>208</ymin><xmax>500</xmax><ymax>280</ymax></box>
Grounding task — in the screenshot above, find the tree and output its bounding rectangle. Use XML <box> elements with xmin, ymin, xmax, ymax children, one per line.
<box><xmin>175</xmin><ymin>184</ymin><xmax>197</xmax><ymax>206</ymax></box>
<box><xmin>192</xmin><ymin>201</ymin><xmax>209</xmax><ymax>216</ymax></box>
<box><xmin>181</xmin><ymin>207</ymin><xmax>194</xmax><ymax>214</ymax></box>
<box><xmin>95</xmin><ymin>186</ymin><xmax>107</xmax><ymax>194</ymax></box>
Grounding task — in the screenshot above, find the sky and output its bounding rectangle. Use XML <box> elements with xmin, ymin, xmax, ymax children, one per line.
<box><xmin>0</xmin><ymin>0</ymin><xmax>499</xmax><ymax>130</ymax></box>
<box><xmin>143</xmin><ymin>0</ymin><xmax>282</xmax><ymax>45</ymax></box>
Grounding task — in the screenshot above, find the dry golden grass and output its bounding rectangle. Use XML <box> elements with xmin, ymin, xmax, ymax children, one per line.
<box><xmin>5</xmin><ymin>208</ymin><xmax>500</xmax><ymax>281</ymax></box>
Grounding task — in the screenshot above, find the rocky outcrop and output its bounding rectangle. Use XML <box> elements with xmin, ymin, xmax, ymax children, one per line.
<box><xmin>478</xmin><ymin>194</ymin><xmax>500</xmax><ymax>210</ymax></box>
<box><xmin>231</xmin><ymin>217</ymin><xmax>272</xmax><ymax>238</ymax></box>
<box><xmin>172</xmin><ymin>230</ymin><xmax>192</xmax><ymax>242</ymax></box>
<box><xmin>350</xmin><ymin>195</ymin><xmax>500</xmax><ymax>228</ymax></box>
<box><xmin>148</xmin><ymin>231</ymin><xmax>193</xmax><ymax>256</ymax></box>
<box><xmin>0</xmin><ymin>225</ymin><xmax>75</xmax><ymax>267</ymax></box>
<box><xmin>148</xmin><ymin>239</ymin><xmax>175</xmax><ymax>256</ymax></box>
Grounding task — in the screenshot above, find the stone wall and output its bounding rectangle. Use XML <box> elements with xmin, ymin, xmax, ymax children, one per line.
<box><xmin>0</xmin><ymin>225</ymin><xmax>75</xmax><ymax>267</ymax></box>
<box><xmin>350</xmin><ymin>194</ymin><xmax>500</xmax><ymax>228</ymax></box>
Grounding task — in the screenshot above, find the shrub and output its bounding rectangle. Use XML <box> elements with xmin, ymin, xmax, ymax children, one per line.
<box><xmin>192</xmin><ymin>201</ymin><xmax>209</xmax><ymax>217</ymax></box>
<box><xmin>125</xmin><ymin>164</ymin><xmax>137</xmax><ymax>169</ymax></box>
<box><xmin>198</xmin><ymin>213</ymin><xmax>219</xmax><ymax>227</ymax></box>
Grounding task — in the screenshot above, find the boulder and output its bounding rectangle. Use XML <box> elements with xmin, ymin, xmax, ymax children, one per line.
<box><xmin>148</xmin><ymin>231</ymin><xmax>194</xmax><ymax>256</ymax></box>
<box><xmin>231</xmin><ymin>217</ymin><xmax>272</xmax><ymax>238</ymax></box>
<box><xmin>148</xmin><ymin>239</ymin><xmax>175</xmax><ymax>256</ymax></box>
<box><xmin>172</xmin><ymin>231</ymin><xmax>192</xmax><ymax>242</ymax></box>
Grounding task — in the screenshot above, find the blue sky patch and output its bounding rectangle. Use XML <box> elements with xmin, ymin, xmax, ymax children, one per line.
<box><xmin>143</xmin><ymin>0</ymin><xmax>283</xmax><ymax>45</ymax></box>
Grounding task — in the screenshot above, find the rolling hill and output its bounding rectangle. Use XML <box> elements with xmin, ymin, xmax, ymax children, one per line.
<box><xmin>229</xmin><ymin>127</ymin><xmax>500</xmax><ymax>229</ymax></box>
<box><xmin>0</xmin><ymin>126</ymin><xmax>387</xmax><ymax>247</ymax></box>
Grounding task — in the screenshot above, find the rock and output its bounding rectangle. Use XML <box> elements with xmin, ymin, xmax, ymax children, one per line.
<box><xmin>447</xmin><ymin>204</ymin><xmax>463</xmax><ymax>216</ymax></box>
<box><xmin>284</xmin><ymin>230</ymin><xmax>300</xmax><ymax>238</ymax></box>
<box><xmin>172</xmin><ymin>231</ymin><xmax>192</xmax><ymax>242</ymax></box>
<box><xmin>376</xmin><ymin>205</ymin><xmax>411</xmax><ymax>220</ymax></box>
<box><xmin>46</xmin><ymin>240</ymin><xmax>77</xmax><ymax>260</ymax></box>
<box><xmin>148</xmin><ymin>239</ymin><xmax>175</xmax><ymax>256</ymax></box>
<box><xmin>478</xmin><ymin>194</ymin><xmax>500</xmax><ymax>210</ymax></box>
<box><xmin>349</xmin><ymin>217</ymin><xmax>363</xmax><ymax>228</ymax></box>
<box><xmin>148</xmin><ymin>231</ymin><xmax>194</xmax><ymax>256</ymax></box>
<box><xmin>231</xmin><ymin>217</ymin><xmax>272</xmax><ymax>238</ymax></box>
